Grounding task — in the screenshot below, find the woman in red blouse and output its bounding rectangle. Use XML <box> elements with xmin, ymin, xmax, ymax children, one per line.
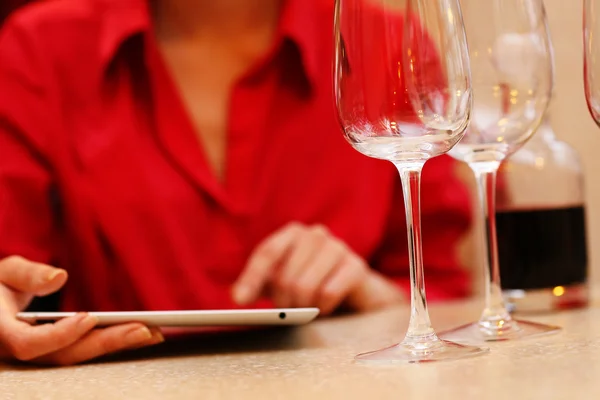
<box><xmin>0</xmin><ymin>0</ymin><xmax>472</xmax><ymax>365</ymax></box>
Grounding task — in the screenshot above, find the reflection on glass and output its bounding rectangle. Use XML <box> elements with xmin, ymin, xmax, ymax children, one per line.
<box><xmin>334</xmin><ymin>0</ymin><xmax>488</xmax><ymax>363</ymax></box>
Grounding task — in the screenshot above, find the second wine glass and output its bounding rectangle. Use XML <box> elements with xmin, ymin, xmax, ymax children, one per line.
<box><xmin>440</xmin><ymin>0</ymin><xmax>560</xmax><ymax>344</ymax></box>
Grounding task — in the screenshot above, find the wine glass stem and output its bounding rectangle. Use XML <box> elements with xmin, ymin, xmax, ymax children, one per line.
<box><xmin>469</xmin><ymin>161</ymin><xmax>513</xmax><ymax>329</ymax></box>
<box><xmin>394</xmin><ymin>162</ymin><xmax>436</xmax><ymax>343</ymax></box>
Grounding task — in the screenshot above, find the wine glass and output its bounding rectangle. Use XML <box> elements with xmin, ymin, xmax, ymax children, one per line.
<box><xmin>334</xmin><ymin>0</ymin><xmax>488</xmax><ymax>363</ymax></box>
<box><xmin>585</xmin><ymin>0</ymin><xmax>600</xmax><ymax>125</ymax></box>
<box><xmin>439</xmin><ymin>0</ymin><xmax>561</xmax><ymax>344</ymax></box>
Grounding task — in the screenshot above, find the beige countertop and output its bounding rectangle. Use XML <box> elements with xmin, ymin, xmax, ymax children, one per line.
<box><xmin>1</xmin><ymin>298</ymin><xmax>599</xmax><ymax>400</ymax></box>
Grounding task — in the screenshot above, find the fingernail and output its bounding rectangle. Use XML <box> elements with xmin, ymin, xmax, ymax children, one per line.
<box><xmin>125</xmin><ymin>327</ymin><xmax>153</xmax><ymax>344</ymax></box>
<box><xmin>233</xmin><ymin>286</ymin><xmax>251</xmax><ymax>305</ymax></box>
<box><xmin>45</xmin><ymin>269</ymin><xmax>65</xmax><ymax>282</ymax></box>
<box><xmin>151</xmin><ymin>330</ymin><xmax>165</xmax><ymax>344</ymax></box>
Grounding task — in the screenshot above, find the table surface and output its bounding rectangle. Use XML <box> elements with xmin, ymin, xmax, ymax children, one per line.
<box><xmin>2</xmin><ymin>298</ymin><xmax>600</xmax><ymax>400</ymax></box>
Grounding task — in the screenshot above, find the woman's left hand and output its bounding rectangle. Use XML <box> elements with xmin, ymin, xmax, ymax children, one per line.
<box><xmin>232</xmin><ymin>222</ymin><xmax>404</xmax><ymax>315</ymax></box>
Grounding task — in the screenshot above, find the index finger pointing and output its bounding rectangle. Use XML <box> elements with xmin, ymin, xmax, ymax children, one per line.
<box><xmin>233</xmin><ymin>223</ymin><xmax>302</xmax><ymax>305</ymax></box>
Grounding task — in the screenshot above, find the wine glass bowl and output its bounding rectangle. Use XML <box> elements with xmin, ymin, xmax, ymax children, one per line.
<box><xmin>450</xmin><ymin>2</ymin><xmax>553</xmax><ymax>164</ymax></box>
<box><xmin>334</xmin><ymin>0</ymin><xmax>489</xmax><ymax>362</ymax></box>
<box><xmin>334</xmin><ymin>0</ymin><xmax>472</xmax><ymax>163</ymax></box>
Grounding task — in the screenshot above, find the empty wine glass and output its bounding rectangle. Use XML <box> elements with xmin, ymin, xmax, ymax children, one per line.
<box><xmin>585</xmin><ymin>0</ymin><xmax>600</xmax><ymax>125</ymax></box>
<box><xmin>334</xmin><ymin>0</ymin><xmax>488</xmax><ymax>363</ymax></box>
<box><xmin>440</xmin><ymin>0</ymin><xmax>561</xmax><ymax>344</ymax></box>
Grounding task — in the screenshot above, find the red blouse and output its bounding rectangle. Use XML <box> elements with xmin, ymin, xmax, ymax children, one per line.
<box><xmin>0</xmin><ymin>0</ymin><xmax>472</xmax><ymax>312</ymax></box>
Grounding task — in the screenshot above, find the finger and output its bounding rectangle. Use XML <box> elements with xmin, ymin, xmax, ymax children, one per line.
<box><xmin>277</xmin><ymin>225</ymin><xmax>328</xmax><ymax>292</ymax></box>
<box><xmin>287</xmin><ymin>239</ymin><xmax>347</xmax><ymax>308</ymax></box>
<box><xmin>126</xmin><ymin>327</ymin><xmax>165</xmax><ymax>351</ymax></box>
<box><xmin>346</xmin><ymin>269</ymin><xmax>405</xmax><ymax>312</ymax></box>
<box><xmin>0</xmin><ymin>284</ymin><xmax>20</xmax><ymax>314</ymax></box>
<box><xmin>33</xmin><ymin>324</ymin><xmax>164</xmax><ymax>366</ymax></box>
<box><xmin>0</xmin><ymin>256</ymin><xmax>67</xmax><ymax>297</ymax></box>
<box><xmin>318</xmin><ymin>256</ymin><xmax>366</xmax><ymax>315</ymax></box>
<box><xmin>271</xmin><ymin>228</ymin><xmax>323</xmax><ymax>308</ymax></box>
<box><xmin>233</xmin><ymin>223</ymin><xmax>302</xmax><ymax>305</ymax></box>
<box><xmin>0</xmin><ymin>313</ymin><xmax>97</xmax><ymax>361</ymax></box>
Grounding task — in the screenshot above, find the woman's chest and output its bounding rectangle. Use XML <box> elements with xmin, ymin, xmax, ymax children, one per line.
<box><xmin>56</xmin><ymin>64</ymin><xmax>398</xmax><ymax>270</ymax></box>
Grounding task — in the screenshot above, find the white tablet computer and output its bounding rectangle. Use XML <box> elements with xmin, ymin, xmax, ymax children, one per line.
<box><xmin>16</xmin><ymin>308</ymin><xmax>320</xmax><ymax>327</ymax></box>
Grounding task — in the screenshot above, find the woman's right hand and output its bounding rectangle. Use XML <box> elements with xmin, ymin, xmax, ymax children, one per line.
<box><xmin>0</xmin><ymin>256</ymin><xmax>163</xmax><ymax>365</ymax></box>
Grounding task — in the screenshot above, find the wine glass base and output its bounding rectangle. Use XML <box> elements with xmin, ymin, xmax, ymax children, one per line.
<box><xmin>438</xmin><ymin>319</ymin><xmax>561</xmax><ymax>344</ymax></box>
<box><xmin>355</xmin><ymin>339</ymin><xmax>489</xmax><ymax>364</ymax></box>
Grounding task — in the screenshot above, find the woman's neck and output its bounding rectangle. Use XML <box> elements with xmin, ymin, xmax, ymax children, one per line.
<box><xmin>151</xmin><ymin>0</ymin><xmax>283</xmax><ymax>41</ymax></box>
